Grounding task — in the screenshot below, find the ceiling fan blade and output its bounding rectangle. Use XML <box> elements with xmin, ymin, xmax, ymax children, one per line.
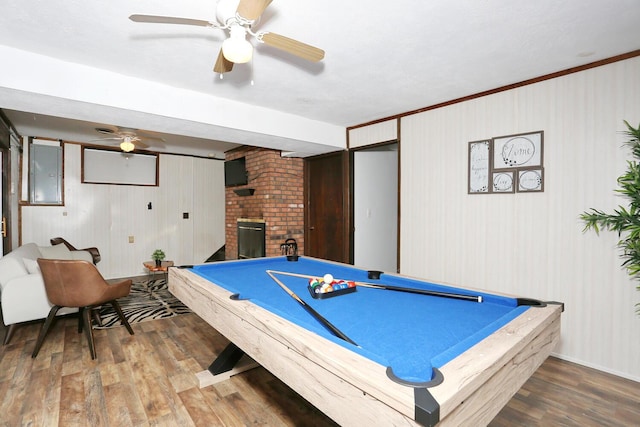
<box><xmin>260</xmin><ymin>32</ymin><xmax>325</xmax><ymax>62</ymax></box>
<box><xmin>214</xmin><ymin>49</ymin><xmax>234</xmax><ymax>73</ymax></box>
<box><xmin>90</xmin><ymin>137</ymin><xmax>122</xmax><ymax>141</ymax></box>
<box><xmin>137</xmin><ymin>130</ymin><xmax>165</xmax><ymax>143</ymax></box>
<box><xmin>138</xmin><ymin>136</ymin><xmax>164</xmax><ymax>145</ymax></box>
<box><xmin>129</xmin><ymin>14</ymin><xmax>215</xmax><ymax>27</ymax></box>
<box><xmin>133</xmin><ymin>140</ymin><xmax>150</xmax><ymax>149</ymax></box>
<box><xmin>236</xmin><ymin>0</ymin><xmax>273</xmax><ymax>21</ymax></box>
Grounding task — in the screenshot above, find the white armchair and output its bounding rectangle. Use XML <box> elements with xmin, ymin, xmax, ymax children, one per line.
<box><xmin>0</xmin><ymin>242</ymin><xmax>95</xmax><ymax>344</ymax></box>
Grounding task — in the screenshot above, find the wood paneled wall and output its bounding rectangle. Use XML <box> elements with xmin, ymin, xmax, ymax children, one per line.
<box><xmin>21</xmin><ymin>144</ymin><xmax>225</xmax><ymax>279</ymax></box>
<box><xmin>399</xmin><ymin>56</ymin><xmax>640</xmax><ymax>381</ymax></box>
<box><xmin>349</xmin><ymin>119</ymin><xmax>398</xmax><ymax>148</ymax></box>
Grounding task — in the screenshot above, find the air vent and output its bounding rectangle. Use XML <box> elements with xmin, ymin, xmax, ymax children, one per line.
<box><xmin>95</xmin><ymin>127</ymin><xmax>115</xmax><ymax>135</ymax></box>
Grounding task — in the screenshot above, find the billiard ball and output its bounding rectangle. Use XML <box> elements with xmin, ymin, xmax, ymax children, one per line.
<box><xmin>323</xmin><ymin>273</ymin><xmax>334</xmax><ymax>284</ymax></box>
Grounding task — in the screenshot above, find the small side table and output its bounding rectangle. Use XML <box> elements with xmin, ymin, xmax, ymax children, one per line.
<box><xmin>143</xmin><ymin>260</ymin><xmax>174</xmax><ymax>280</ymax></box>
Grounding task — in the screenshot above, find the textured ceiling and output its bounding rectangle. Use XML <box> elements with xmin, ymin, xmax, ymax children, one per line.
<box><xmin>0</xmin><ymin>0</ymin><xmax>639</xmax><ymax>157</ymax></box>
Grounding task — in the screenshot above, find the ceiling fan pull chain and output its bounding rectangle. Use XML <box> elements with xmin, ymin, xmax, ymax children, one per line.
<box><xmin>250</xmin><ymin>53</ymin><xmax>255</xmax><ymax>86</ymax></box>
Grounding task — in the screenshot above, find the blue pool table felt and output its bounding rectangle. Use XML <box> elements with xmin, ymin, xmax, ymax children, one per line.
<box><xmin>191</xmin><ymin>257</ymin><xmax>529</xmax><ymax>384</ymax></box>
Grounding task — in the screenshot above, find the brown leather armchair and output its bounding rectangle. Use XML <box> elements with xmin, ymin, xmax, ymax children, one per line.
<box><xmin>32</xmin><ymin>259</ymin><xmax>134</xmax><ymax>359</ymax></box>
<box><xmin>50</xmin><ymin>237</ymin><xmax>101</xmax><ymax>264</ymax></box>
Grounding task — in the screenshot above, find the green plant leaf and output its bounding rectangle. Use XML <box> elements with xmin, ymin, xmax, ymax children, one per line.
<box><xmin>581</xmin><ymin>120</ymin><xmax>640</xmax><ymax>313</ymax></box>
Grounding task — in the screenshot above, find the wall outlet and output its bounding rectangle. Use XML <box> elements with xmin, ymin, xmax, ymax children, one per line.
<box><xmin>128</xmin><ymin>236</ymin><xmax>134</xmax><ymax>243</ymax></box>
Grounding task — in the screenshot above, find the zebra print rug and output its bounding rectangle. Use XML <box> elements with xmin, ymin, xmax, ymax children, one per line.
<box><xmin>94</xmin><ymin>277</ymin><xmax>191</xmax><ymax>329</ymax></box>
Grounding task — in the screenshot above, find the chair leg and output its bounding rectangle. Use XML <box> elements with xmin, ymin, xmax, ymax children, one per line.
<box><xmin>32</xmin><ymin>306</ymin><xmax>62</xmax><ymax>358</ymax></box>
<box><xmin>110</xmin><ymin>300</ymin><xmax>134</xmax><ymax>335</ymax></box>
<box><xmin>81</xmin><ymin>306</ymin><xmax>97</xmax><ymax>360</ymax></box>
<box><xmin>92</xmin><ymin>307</ymin><xmax>103</xmax><ymax>327</ymax></box>
<box><xmin>78</xmin><ymin>307</ymin><xmax>85</xmax><ymax>333</ymax></box>
<box><xmin>3</xmin><ymin>324</ymin><xmax>17</xmax><ymax>345</ymax></box>
<box><xmin>78</xmin><ymin>307</ymin><xmax>102</xmax><ymax>330</ymax></box>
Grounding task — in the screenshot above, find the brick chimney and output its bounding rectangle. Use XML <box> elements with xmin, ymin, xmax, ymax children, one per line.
<box><xmin>225</xmin><ymin>147</ymin><xmax>304</xmax><ymax>259</ymax></box>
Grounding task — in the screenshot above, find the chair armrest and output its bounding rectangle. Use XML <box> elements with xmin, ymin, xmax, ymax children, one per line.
<box><xmin>82</xmin><ymin>247</ymin><xmax>101</xmax><ymax>264</ymax></box>
<box><xmin>50</xmin><ymin>237</ymin><xmax>101</xmax><ymax>264</ymax></box>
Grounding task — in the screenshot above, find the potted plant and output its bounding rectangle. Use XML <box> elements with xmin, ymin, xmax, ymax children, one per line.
<box><xmin>152</xmin><ymin>249</ymin><xmax>166</xmax><ymax>267</ymax></box>
<box><xmin>580</xmin><ymin>120</ymin><xmax>640</xmax><ymax>314</ymax></box>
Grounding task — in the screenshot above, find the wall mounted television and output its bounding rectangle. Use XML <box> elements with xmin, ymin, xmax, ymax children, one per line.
<box><xmin>224</xmin><ymin>157</ymin><xmax>248</xmax><ymax>187</ymax></box>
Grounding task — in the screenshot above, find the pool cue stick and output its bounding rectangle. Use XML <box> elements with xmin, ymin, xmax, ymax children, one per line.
<box><xmin>268</xmin><ymin>270</ymin><xmax>482</xmax><ymax>303</ymax></box>
<box><xmin>265</xmin><ymin>270</ymin><xmax>358</xmax><ymax>346</ymax></box>
<box><xmin>355</xmin><ymin>282</ymin><xmax>482</xmax><ymax>303</ymax></box>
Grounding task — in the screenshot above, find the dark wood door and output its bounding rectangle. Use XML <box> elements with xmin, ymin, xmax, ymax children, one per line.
<box><xmin>304</xmin><ymin>152</ymin><xmax>349</xmax><ymax>263</ymax></box>
<box><xmin>0</xmin><ymin>130</ymin><xmax>11</xmax><ymax>255</ymax></box>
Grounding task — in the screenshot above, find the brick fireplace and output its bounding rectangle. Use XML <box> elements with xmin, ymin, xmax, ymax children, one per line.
<box><xmin>225</xmin><ymin>147</ymin><xmax>304</xmax><ymax>259</ymax></box>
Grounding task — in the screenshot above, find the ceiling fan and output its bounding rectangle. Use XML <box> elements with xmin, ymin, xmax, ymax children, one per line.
<box><xmin>93</xmin><ymin>126</ymin><xmax>164</xmax><ymax>152</ymax></box>
<box><xmin>129</xmin><ymin>0</ymin><xmax>325</xmax><ymax>74</ymax></box>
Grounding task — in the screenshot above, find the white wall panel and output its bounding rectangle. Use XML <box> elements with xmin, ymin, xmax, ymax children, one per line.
<box><xmin>400</xmin><ymin>57</ymin><xmax>640</xmax><ymax>381</ymax></box>
<box><xmin>192</xmin><ymin>157</ymin><xmax>225</xmax><ymax>263</ymax></box>
<box><xmin>161</xmin><ymin>155</ymin><xmax>195</xmax><ymax>268</ymax></box>
<box><xmin>349</xmin><ymin>119</ymin><xmax>398</xmax><ymax>148</ymax></box>
<box><xmin>21</xmin><ymin>145</ymin><xmax>225</xmax><ymax>279</ymax></box>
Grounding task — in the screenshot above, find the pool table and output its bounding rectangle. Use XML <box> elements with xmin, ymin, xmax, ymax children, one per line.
<box><xmin>169</xmin><ymin>256</ymin><xmax>562</xmax><ymax>426</ymax></box>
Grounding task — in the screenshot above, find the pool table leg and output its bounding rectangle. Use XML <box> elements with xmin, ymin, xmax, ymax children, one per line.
<box><xmin>195</xmin><ymin>342</ymin><xmax>260</xmax><ymax>388</ymax></box>
<box><xmin>415</xmin><ymin>388</ymin><xmax>440</xmax><ymax>427</ymax></box>
<box><xmin>208</xmin><ymin>342</ymin><xmax>245</xmax><ymax>374</ymax></box>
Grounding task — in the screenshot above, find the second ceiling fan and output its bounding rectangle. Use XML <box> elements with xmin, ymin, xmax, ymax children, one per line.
<box><xmin>130</xmin><ymin>0</ymin><xmax>325</xmax><ymax>74</ymax></box>
<box><xmin>93</xmin><ymin>126</ymin><xmax>164</xmax><ymax>152</ymax></box>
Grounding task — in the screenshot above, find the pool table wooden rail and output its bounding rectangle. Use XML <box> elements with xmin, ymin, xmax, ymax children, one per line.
<box><xmin>169</xmin><ymin>265</ymin><xmax>561</xmax><ymax>426</ymax></box>
<box><xmin>432</xmin><ymin>301</ymin><xmax>561</xmax><ymax>424</ymax></box>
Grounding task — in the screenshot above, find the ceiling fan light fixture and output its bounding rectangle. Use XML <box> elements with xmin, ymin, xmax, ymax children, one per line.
<box><xmin>222</xmin><ymin>25</ymin><xmax>253</xmax><ymax>63</ymax></box>
<box><xmin>120</xmin><ymin>139</ymin><xmax>135</xmax><ymax>152</ymax></box>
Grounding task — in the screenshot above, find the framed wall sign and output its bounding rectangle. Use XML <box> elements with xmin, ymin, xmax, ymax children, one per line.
<box><xmin>493</xmin><ymin>131</ymin><xmax>543</xmax><ymax>170</ymax></box>
<box><xmin>517</xmin><ymin>167</ymin><xmax>544</xmax><ymax>192</ymax></box>
<box><xmin>492</xmin><ymin>170</ymin><xmax>515</xmax><ymax>193</ymax></box>
<box><xmin>467</xmin><ymin>131</ymin><xmax>545</xmax><ymax>195</ymax></box>
<box><xmin>468</xmin><ymin>140</ymin><xmax>491</xmax><ymax>194</ymax></box>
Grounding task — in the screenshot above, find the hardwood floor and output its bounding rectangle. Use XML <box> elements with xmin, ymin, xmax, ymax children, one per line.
<box><xmin>1</xmin><ymin>312</ymin><xmax>638</xmax><ymax>426</ymax></box>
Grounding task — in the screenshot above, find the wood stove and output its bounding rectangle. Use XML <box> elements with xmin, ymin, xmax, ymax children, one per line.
<box><xmin>237</xmin><ymin>219</ymin><xmax>266</xmax><ymax>259</ymax></box>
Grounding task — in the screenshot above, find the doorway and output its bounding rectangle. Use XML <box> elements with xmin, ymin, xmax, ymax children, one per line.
<box><xmin>353</xmin><ymin>143</ymin><xmax>398</xmax><ymax>272</ymax></box>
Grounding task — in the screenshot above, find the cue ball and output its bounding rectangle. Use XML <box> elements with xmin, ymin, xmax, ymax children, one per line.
<box><xmin>323</xmin><ymin>274</ymin><xmax>334</xmax><ymax>284</ymax></box>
